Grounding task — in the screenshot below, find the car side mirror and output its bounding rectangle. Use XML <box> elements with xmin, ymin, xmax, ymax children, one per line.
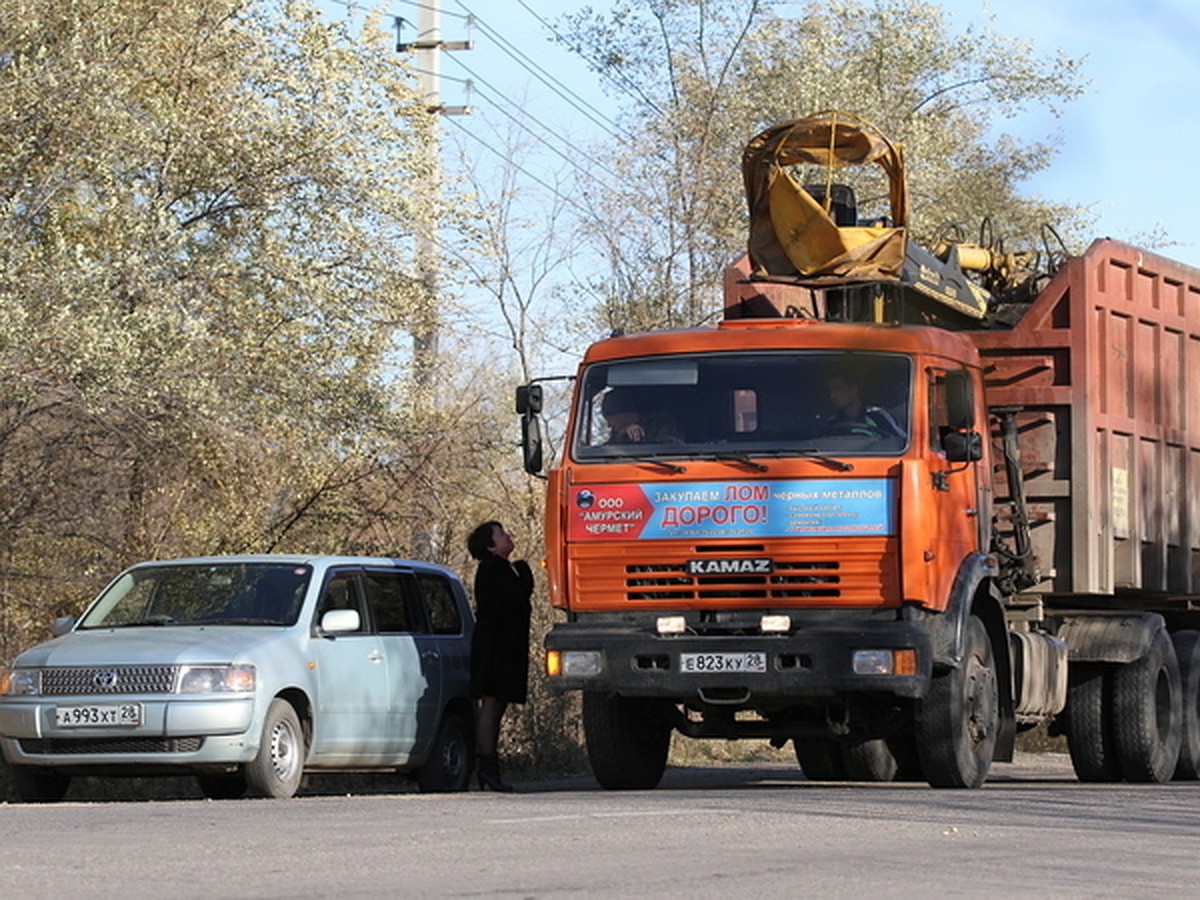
<box><xmin>51</xmin><ymin>616</ymin><xmax>76</xmax><ymax>637</ymax></box>
<box><xmin>320</xmin><ymin>609</ymin><xmax>360</xmax><ymax>634</ymax></box>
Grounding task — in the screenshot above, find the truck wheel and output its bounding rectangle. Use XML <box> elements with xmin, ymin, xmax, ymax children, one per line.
<box><xmin>794</xmin><ymin>739</ymin><xmax>847</xmax><ymax>781</ymax></box>
<box><xmin>583</xmin><ymin>692</ymin><xmax>671</xmax><ymax>790</ymax></box>
<box><xmin>1113</xmin><ymin>627</ymin><xmax>1182</xmax><ymax>783</ymax></box>
<box><xmin>415</xmin><ymin>711</ymin><xmax>472</xmax><ymax>793</ymax></box>
<box><xmin>245</xmin><ymin>698</ymin><xmax>306</xmax><ymax>798</ymax></box>
<box><xmin>1064</xmin><ymin>663</ymin><xmax>1121</xmax><ymax>782</ymax></box>
<box><xmin>842</xmin><ymin>739</ymin><xmax>899</xmax><ymax>781</ymax></box>
<box><xmin>915</xmin><ymin>615</ymin><xmax>997</xmax><ymax>788</ymax></box>
<box><xmin>11</xmin><ymin>766</ymin><xmax>70</xmax><ymax>803</ymax></box>
<box><xmin>1171</xmin><ymin>630</ymin><xmax>1200</xmax><ymax>780</ymax></box>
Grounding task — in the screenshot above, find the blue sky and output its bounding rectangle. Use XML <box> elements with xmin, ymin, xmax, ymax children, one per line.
<box><xmin>335</xmin><ymin>0</ymin><xmax>1200</xmax><ymax>267</ymax></box>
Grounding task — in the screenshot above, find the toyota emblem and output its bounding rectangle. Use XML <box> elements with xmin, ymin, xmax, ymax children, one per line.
<box><xmin>93</xmin><ymin>670</ymin><xmax>118</xmax><ymax>689</ymax></box>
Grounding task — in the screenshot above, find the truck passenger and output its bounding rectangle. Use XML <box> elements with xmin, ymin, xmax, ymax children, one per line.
<box><xmin>601</xmin><ymin>389</ymin><xmax>682</xmax><ymax>444</ymax></box>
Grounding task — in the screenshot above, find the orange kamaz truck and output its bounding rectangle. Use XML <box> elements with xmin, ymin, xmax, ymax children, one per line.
<box><xmin>517</xmin><ymin>112</ymin><xmax>1200</xmax><ymax>788</ymax></box>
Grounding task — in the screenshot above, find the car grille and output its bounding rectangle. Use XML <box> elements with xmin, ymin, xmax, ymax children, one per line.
<box><xmin>41</xmin><ymin>665</ymin><xmax>178</xmax><ymax>696</ymax></box>
<box><xmin>19</xmin><ymin>737</ymin><xmax>204</xmax><ymax>754</ymax></box>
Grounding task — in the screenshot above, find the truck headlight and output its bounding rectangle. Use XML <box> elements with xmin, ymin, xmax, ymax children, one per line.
<box><xmin>546</xmin><ymin>650</ymin><xmax>604</xmax><ymax>678</ymax></box>
<box><xmin>852</xmin><ymin>649</ymin><xmax>917</xmax><ymax>676</ymax></box>
<box><xmin>0</xmin><ymin>668</ymin><xmax>41</xmax><ymax>695</ymax></box>
<box><xmin>177</xmin><ymin>665</ymin><xmax>256</xmax><ymax>694</ymax></box>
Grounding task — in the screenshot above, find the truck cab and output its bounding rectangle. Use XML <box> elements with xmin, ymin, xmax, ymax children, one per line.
<box><xmin>526</xmin><ymin>317</ymin><xmax>1019</xmax><ymax>789</ymax></box>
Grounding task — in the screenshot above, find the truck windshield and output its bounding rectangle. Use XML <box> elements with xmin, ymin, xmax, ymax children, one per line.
<box><xmin>77</xmin><ymin>563</ymin><xmax>313</xmax><ymax>629</ymax></box>
<box><xmin>573</xmin><ymin>351</ymin><xmax>911</xmax><ymax>460</ymax></box>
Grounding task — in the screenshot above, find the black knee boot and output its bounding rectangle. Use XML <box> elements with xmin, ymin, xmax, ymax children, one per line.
<box><xmin>477</xmin><ymin>753</ymin><xmax>514</xmax><ymax>792</ymax></box>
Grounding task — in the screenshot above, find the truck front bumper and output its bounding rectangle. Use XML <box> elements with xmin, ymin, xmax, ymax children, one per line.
<box><xmin>544</xmin><ymin>619</ymin><xmax>933</xmax><ymax>701</ymax></box>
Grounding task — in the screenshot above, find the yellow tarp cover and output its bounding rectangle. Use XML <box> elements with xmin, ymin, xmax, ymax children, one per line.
<box><xmin>744</xmin><ymin>111</ymin><xmax>908</xmax><ymax>281</ymax></box>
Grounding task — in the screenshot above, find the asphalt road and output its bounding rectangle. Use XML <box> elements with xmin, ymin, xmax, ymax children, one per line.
<box><xmin>3</xmin><ymin>753</ymin><xmax>1199</xmax><ymax>898</ymax></box>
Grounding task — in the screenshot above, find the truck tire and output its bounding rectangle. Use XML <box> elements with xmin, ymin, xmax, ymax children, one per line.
<box><xmin>1171</xmin><ymin>630</ymin><xmax>1200</xmax><ymax>780</ymax></box>
<box><xmin>1112</xmin><ymin>627</ymin><xmax>1182</xmax><ymax>783</ymax></box>
<box><xmin>794</xmin><ymin>739</ymin><xmax>847</xmax><ymax>781</ymax></box>
<box><xmin>915</xmin><ymin>615</ymin><xmax>997</xmax><ymax>788</ymax></box>
<box><xmin>1064</xmin><ymin>663</ymin><xmax>1121</xmax><ymax>782</ymax></box>
<box><xmin>845</xmin><ymin>727</ymin><xmax>924</xmax><ymax>782</ymax></box>
<box><xmin>583</xmin><ymin>692</ymin><xmax>671</xmax><ymax>790</ymax></box>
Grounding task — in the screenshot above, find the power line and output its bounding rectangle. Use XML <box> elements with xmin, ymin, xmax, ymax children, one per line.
<box><xmin>442</xmin><ymin>114</ymin><xmax>599</xmax><ymax>221</ymax></box>
<box><xmin>452</xmin><ymin>1</ymin><xmax>624</xmax><ymax>137</ymax></box>
<box><xmin>512</xmin><ymin>0</ymin><xmax>664</xmax><ymax>117</ymax></box>
<box><xmin>443</xmin><ymin>54</ymin><xmax>623</xmax><ymax>190</ymax></box>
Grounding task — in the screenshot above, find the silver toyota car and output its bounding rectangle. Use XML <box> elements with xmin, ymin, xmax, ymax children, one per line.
<box><xmin>0</xmin><ymin>555</ymin><xmax>476</xmax><ymax>801</ymax></box>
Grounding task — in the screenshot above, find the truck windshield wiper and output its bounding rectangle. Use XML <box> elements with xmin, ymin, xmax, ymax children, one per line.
<box><xmin>704</xmin><ymin>452</ymin><xmax>769</xmax><ymax>473</ymax></box>
<box><xmin>621</xmin><ymin>455</ymin><xmax>687</xmax><ymax>474</ymax></box>
<box><xmin>745</xmin><ymin>448</ymin><xmax>854</xmax><ymax>472</ymax></box>
<box><xmin>795</xmin><ymin>448</ymin><xmax>855</xmax><ymax>472</ymax></box>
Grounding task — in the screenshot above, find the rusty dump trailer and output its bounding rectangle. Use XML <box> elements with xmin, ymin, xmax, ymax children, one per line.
<box><xmin>974</xmin><ymin>238</ymin><xmax>1200</xmax><ymax>604</ymax></box>
<box><xmin>523</xmin><ymin>112</ymin><xmax>1200</xmax><ymax>789</ymax></box>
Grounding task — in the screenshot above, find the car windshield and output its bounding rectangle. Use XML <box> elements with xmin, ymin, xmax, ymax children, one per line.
<box><xmin>574</xmin><ymin>351</ymin><xmax>911</xmax><ymax>460</ymax></box>
<box><xmin>77</xmin><ymin>563</ymin><xmax>313</xmax><ymax>629</ymax></box>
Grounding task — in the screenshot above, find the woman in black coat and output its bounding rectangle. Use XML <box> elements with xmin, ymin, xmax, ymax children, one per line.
<box><xmin>467</xmin><ymin>520</ymin><xmax>533</xmax><ymax>791</ymax></box>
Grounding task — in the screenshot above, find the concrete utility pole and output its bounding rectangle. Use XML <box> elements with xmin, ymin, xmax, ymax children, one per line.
<box><xmin>399</xmin><ymin>0</ymin><xmax>471</xmax><ymax>560</ymax></box>
<box><xmin>405</xmin><ymin>1</ymin><xmax>471</xmax><ymax>390</ymax></box>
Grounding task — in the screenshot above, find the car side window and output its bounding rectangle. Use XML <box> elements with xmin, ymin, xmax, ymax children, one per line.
<box><xmin>316</xmin><ymin>572</ymin><xmax>366</xmax><ymax>632</ymax></box>
<box><xmin>363</xmin><ymin>570</ymin><xmax>421</xmax><ymax>634</ymax></box>
<box><xmin>417</xmin><ymin>573</ymin><xmax>463</xmax><ymax>635</ymax></box>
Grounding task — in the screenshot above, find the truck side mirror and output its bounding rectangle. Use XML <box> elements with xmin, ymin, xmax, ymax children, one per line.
<box><xmin>945</xmin><ymin>370</ymin><xmax>974</xmax><ymax>430</ymax></box>
<box><xmin>521</xmin><ymin>412</ymin><xmax>544</xmax><ymax>474</ymax></box>
<box><xmin>515</xmin><ymin>384</ymin><xmax>543</xmax><ymax>415</ymax></box>
<box><xmin>943</xmin><ymin>430</ymin><xmax>983</xmax><ymax>463</ymax></box>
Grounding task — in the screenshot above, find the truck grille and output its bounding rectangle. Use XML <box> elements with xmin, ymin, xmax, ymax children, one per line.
<box><xmin>41</xmin><ymin>666</ymin><xmax>178</xmax><ymax>696</ymax></box>
<box><xmin>627</xmin><ymin>560</ymin><xmax>840</xmax><ymax>600</ymax></box>
<box><xmin>19</xmin><ymin>737</ymin><xmax>204</xmax><ymax>754</ymax></box>
<box><xmin>569</xmin><ymin>538</ymin><xmax>898</xmax><ymax>608</ymax></box>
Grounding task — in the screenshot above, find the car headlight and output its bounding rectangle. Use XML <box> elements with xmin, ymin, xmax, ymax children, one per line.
<box><xmin>177</xmin><ymin>665</ymin><xmax>256</xmax><ymax>694</ymax></box>
<box><xmin>0</xmin><ymin>668</ymin><xmax>42</xmax><ymax>696</ymax></box>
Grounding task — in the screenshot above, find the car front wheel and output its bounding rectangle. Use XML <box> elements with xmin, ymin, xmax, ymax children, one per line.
<box><xmin>245</xmin><ymin>698</ymin><xmax>305</xmax><ymax>798</ymax></box>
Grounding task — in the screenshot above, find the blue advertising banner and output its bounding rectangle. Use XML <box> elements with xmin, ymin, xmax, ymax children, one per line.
<box><xmin>569</xmin><ymin>479</ymin><xmax>895</xmax><ymax>541</ymax></box>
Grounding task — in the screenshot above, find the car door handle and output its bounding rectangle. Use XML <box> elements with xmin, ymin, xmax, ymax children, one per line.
<box><xmin>367</xmin><ymin>650</ymin><xmax>384</xmax><ymax>663</ymax></box>
<box><xmin>421</xmin><ymin>651</ymin><xmax>440</xmax><ymax>663</ymax></box>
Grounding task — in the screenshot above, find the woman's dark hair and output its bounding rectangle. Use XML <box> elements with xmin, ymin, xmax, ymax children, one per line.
<box><xmin>467</xmin><ymin>520</ymin><xmax>503</xmax><ymax>561</ymax></box>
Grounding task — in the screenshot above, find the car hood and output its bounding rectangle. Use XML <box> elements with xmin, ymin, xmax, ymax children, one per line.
<box><xmin>14</xmin><ymin>626</ymin><xmax>292</xmax><ymax>667</ymax></box>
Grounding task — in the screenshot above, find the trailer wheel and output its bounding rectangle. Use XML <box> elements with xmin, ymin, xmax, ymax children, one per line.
<box><xmin>583</xmin><ymin>692</ymin><xmax>671</xmax><ymax>790</ymax></box>
<box><xmin>794</xmin><ymin>739</ymin><xmax>847</xmax><ymax>781</ymax></box>
<box><xmin>915</xmin><ymin>615</ymin><xmax>997</xmax><ymax>788</ymax></box>
<box><xmin>1113</xmin><ymin>627</ymin><xmax>1182</xmax><ymax>783</ymax></box>
<box><xmin>1171</xmin><ymin>630</ymin><xmax>1200</xmax><ymax>780</ymax></box>
<box><xmin>1064</xmin><ymin>663</ymin><xmax>1121</xmax><ymax>782</ymax></box>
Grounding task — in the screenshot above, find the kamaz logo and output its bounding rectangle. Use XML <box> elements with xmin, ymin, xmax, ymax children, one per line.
<box><xmin>687</xmin><ymin>558</ymin><xmax>774</xmax><ymax>575</ymax></box>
